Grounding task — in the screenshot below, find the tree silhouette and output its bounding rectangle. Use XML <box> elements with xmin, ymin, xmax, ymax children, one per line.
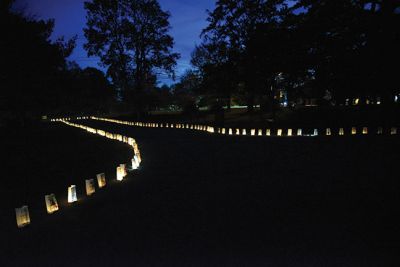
<box><xmin>84</xmin><ymin>0</ymin><xmax>180</xmax><ymax>111</ymax></box>
<box><xmin>194</xmin><ymin>0</ymin><xmax>400</xmax><ymax>110</ymax></box>
<box><xmin>201</xmin><ymin>0</ymin><xmax>287</xmax><ymax>112</ymax></box>
<box><xmin>0</xmin><ymin>0</ymin><xmax>76</xmax><ymax>126</ymax></box>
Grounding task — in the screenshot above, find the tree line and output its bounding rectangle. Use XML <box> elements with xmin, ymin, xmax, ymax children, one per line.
<box><xmin>1</xmin><ymin>0</ymin><xmax>399</xmax><ymax>126</ymax></box>
<box><xmin>0</xmin><ymin>0</ymin><xmax>114</xmax><ymax>126</ymax></box>
<box><xmin>187</xmin><ymin>0</ymin><xmax>400</xmax><ymax>112</ymax></box>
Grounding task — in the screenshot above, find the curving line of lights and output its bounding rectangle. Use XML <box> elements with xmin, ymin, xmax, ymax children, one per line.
<box><xmin>15</xmin><ymin>120</ymin><xmax>142</xmax><ymax>228</ymax></box>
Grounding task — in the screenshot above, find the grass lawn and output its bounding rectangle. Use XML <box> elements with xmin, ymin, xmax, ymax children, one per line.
<box><xmin>1</xmin><ymin>120</ymin><xmax>399</xmax><ymax>266</ymax></box>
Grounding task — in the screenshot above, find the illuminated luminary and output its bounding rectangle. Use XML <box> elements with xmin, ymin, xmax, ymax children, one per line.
<box><xmin>120</xmin><ymin>164</ymin><xmax>127</xmax><ymax>176</ymax></box>
<box><xmin>313</xmin><ymin>129</ymin><xmax>318</xmax><ymax>136</ymax></box>
<box><xmin>221</xmin><ymin>128</ymin><xmax>226</xmax><ymax>135</ymax></box>
<box><xmin>391</xmin><ymin>127</ymin><xmax>397</xmax><ymax>135</ymax></box>
<box><xmin>190</xmin><ymin>125</ymin><xmax>193</xmax><ymax>129</ymax></box>
<box><xmin>362</xmin><ymin>127</ymin><xmax>368</xmax><ymax>135</ymax></box>
<box><xmin>236</xmin><ymin>129</ymin><xmax>240</xmax><ymax>135</ymax></box>
<box><xmin>266</xmin><ymin>129</ymin><xmax>271</xmax><ymax>136</ymax></box>
<box><xmin>97</xmin><ymin>173</ymin><xmax>106</xmax><ymax>188</ymax></box>
<box><xmin>353</xmin><ymin>98</ymin><xmax>360</xmax><ymax>105</ymax></box>
<box><xmin>251</xmin><ymin>129</ymin><xmax>256</xmax><ymax>136</ymax></box>
<box><xmin>351</xmin><ymin>127</ymin><xmax>357</xmax><ymax>135</ymax></box>
<box><xmin>129</xmin><ymin>138</ymin><xmax>136</xmax><ymax>146</ymax></box>
<box><xmin>117</xmin><ymin>166</ymin><xmax>125</xmax><ymax>181</ymax></box>
<box><xmin>15</xmin><ymin>206</ymin><xmax>30</xmax><ymax>228</ymax></box>
<box><xmin>45</xmin><ymin>194</ymin><xmax>59</xmax><ymax>214</ymax></box>
<box><xmin>377</xmin><ymin>127</ymin><xmax>383</xmax><ymax>135</ymax></box>
<box><xmin>68</xmin><ymin>185</ymin><xmax>78</xmax><ymax>203</ymax></box>
<box><xmin>287</xmin><ymin>129</ymin><xmax>292</xmax><ymax>136</ymax></box>
<box><xmin>277</xmin><ymin>129</ymin><xmax>282</xmax><ymax>136</ymax></box>
<box><xmin>258</xmin><ymin>129</ymin><xmax>263</xmax><ymax>136</ymax></box>
<box><xmin>132</xmin><ymin>155</ymin><xmax>140</xmax><ymax>170</ymax></box>
<box><xmin>133</xmin><ymin>144</ymin><xmax>141</xmax><ymax>162</ymax></box>
<box><xmin>86</xmin><ymin>179</ymin><xmax>96</xmax><ymax>196</ymax></box>
<box><xmin>229</xmin><ymin>129</ymin><xmax>233</xmax><ymax>135</ymax></box>
<box><xmin>297</xmin><ymin>129</ymin><xmax>302</xmax><ymax>136</ymax></box>
<box><xmin>326</xmin><ymin>128</ymin><xmax>331</xmax><ymax>136</ymax></box>
<box><xmin>242</xmin><ymin>129</ymin><xmax>247</xmax><ymax>135</ymax></box>
<box><xmin>339</xmin><ymin>128</ymin><xmax>344</xmax><ymax>136</ymax></box>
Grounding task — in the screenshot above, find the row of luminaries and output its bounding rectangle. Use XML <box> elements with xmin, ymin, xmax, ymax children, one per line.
<box><xmin>86</xmin><ymin>117</ymin><xmax>398</xmax><ymax>137</ymax></box>
<box><xmin>15</xmin><ymin>120</ymin><xmax>142</xmax><ymax>228</ymax></box>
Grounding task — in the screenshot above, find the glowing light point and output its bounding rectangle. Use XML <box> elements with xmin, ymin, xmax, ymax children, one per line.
<box><xmin>117</xmin><ymin>165</ymin><xmax>125</xmax><ymax>181</ymax></box>
<box><xmin>297</xmin><ymin>129</ymin><xmax>302</xmax><ymax>136</ymax></box>
<box><xmin>326</xmin><ymin>128</ymin><xmax>331</xmax><ymax>136</ymax></box>
<box><xmin>68</xmin><ymin>185</ymin><xmax>78</xmax><ymax>203</ymax></box>
<box><xmin>97</xmin><ymin>173</ymin><xmax>106</xmax><ymax>188</ymax></box>
<box><xmin>15</xmin><ymin>206</ymin><xmax>30</xmax><ymax>228</ymax></box>
<box><xmin>86</xmin><ymin>179</ymin><xmax>96</xmax><ymax>196</ymax></box>
<box><xmin>45</xmin><ymin>194</ymin><xmax>59</xmax><ymax>214</ymax></box>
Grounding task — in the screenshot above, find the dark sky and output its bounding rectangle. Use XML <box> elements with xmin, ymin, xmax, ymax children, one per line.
<box><xmin>16</xmin><ymin>0</ymin><xmax>215</xmax><ymax>85</ymax></box>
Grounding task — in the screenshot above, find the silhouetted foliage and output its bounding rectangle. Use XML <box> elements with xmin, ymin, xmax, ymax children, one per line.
<box><xmin>200</xmin><ymin>0</ymin><xmax>287</xmax><ymax>112</ymax></box>
<box><xmin>0</xmin><ymin>1</ymin><xmax>116</xmax><ymax>126</ymax></box>
<box><xmin>0</xmin><ymin>0</ymin><xmax>76</xmax><ymax>126</ymax></box>
<box><xmin>192</xmin><ymin>0</ymin><xmax>400</xmax><ymax>111</ymax></box>
<box><xmin>171</xmin><ymin>70</ymin><xmax>201</xmax><ymax>111</ymax></box>
<box><xmin>84</xmin><ymin>0</ymin><xmax>180</xmax><ymax>111</ymax></box>
<box><xmin>57</xmin><ymin>65</ymin><xmax>114</xmax><ymax>115</ymax></box>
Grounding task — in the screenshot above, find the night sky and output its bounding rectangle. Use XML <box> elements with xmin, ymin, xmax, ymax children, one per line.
<box><xmin>16</xmin><ymin>0</ymin><xmax>215</xmax><ymax>85</ymax></box>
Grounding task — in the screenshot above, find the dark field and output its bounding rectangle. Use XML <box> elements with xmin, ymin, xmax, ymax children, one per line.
<box><xmin>1</xmin><ymin>120</ymin><xmax>400</xmax><ymax>266</ymax></box>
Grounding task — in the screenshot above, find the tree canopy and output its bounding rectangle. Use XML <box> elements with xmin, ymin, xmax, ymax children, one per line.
<box><xmin>0</xmin><ymin>0</ymin><xmax>113</xmax><ymax>126</ymax></box>
<box><xmin>84</xmin><ymin>0</ymin><xmax>180</xmax><ymax>110</ymax></box>
<box><xmin>191</xmin><ymin>0</ymin><xmax>400</xmax><ymax>111</ymax></box>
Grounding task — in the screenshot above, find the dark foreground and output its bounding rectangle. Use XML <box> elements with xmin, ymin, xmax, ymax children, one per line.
<box><xmin>1</xmin><ymin>120</ymin><xmax>399</xmax><ymax>266</ymax></box>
